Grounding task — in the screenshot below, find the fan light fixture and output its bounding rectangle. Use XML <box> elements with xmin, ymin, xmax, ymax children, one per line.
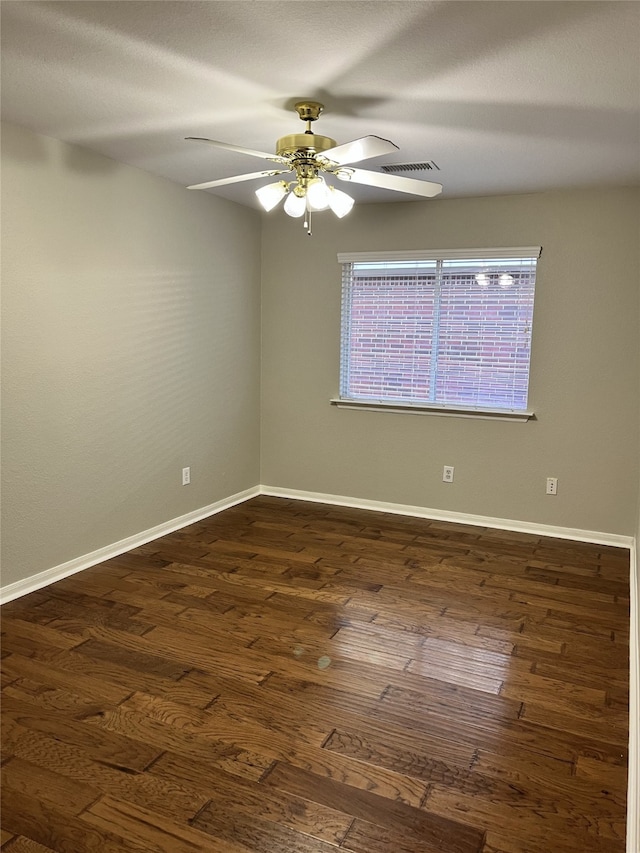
<box><xmin>328</xmin><ymin>186</ymin><xmax>355</xmax><ymax>218</ymax></box>
<box><xmin>255</xmin><ymin>181</ymin><xmax>288</xmax><ymax>212</ymax></box>
<box><xmin>186</xmin><ymin>100</ymin><xmax>443</xmax><ymax>235</ymax></box>
<box><xmin>306</xmin><ymin>178</ymin><xmax>331</xmax><ymax>211</ymax></box>
<box><xmin>283</xmin><ymin>188</ymin><xmax>306</xmax><ymax>218</ymax></box>
<box><xmin>257</xmin><ymin>175</ymin><xmax>354</xmax><ymax>228</ymax></box>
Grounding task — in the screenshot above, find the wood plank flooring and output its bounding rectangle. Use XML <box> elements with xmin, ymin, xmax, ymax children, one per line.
<box><xmin>0</xmin><ymin>496</ymin><xmax>630</xmax><ymax>852</ymax></box>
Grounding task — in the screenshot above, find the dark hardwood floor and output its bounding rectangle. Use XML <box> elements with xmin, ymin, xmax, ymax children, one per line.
<box><xmin>0</xmin><ymin>495</ymin><xmax>630</xmax><ymax>852</ymax></box>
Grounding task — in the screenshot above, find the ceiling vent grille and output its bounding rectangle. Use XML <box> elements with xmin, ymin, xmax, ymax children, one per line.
<box><xmin>380</xmin><ymin>161</ymin><xmax>440</xmax><ymax>173</ymax></box>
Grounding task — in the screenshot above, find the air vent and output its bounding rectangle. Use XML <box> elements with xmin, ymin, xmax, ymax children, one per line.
<box><xmin>380</xmin><ymin>161</ymin><xmax>440</xmax><ymax>173</ymax></box>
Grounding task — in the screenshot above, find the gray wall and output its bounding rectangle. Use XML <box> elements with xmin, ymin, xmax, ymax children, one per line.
<box><xmin>261</xmin><ymin>187</ymin><xmax>640</xmax><ymax>535</ymax></box>
<box><xmin>1</xmin><ymin>123</ymin><xmax>262</xmax><ymax>586</ymax></box>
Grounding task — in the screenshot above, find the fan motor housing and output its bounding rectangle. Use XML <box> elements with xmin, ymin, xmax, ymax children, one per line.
<box><xmin>276</xmin><ymin>133</ymin><xmax>337</xmax><ymax>158</ymax></box>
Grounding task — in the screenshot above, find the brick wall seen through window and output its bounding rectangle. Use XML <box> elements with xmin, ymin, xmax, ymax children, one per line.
<box><xmin>340</xmin><ymin>252</ymin><xmax>539</xmax><ymax>411</ymax></box>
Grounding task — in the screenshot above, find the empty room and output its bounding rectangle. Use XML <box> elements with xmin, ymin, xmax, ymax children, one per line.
<box><xmin>1</xmin><ymin>2</ymin><xmax>639</xmax><ymax>852</ymax></box>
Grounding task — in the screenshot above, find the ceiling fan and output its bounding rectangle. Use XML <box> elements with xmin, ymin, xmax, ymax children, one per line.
<box><xmin>186</xmin><ymin>101</ymin><xmax>443</xmax><ymax>234</ymax></box>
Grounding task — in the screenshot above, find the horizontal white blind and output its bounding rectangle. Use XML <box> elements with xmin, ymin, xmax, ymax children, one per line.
<box><xmin>339</xmin><ymin>251</ymin><xmax>539</xmax><ymax>411</ymax></box>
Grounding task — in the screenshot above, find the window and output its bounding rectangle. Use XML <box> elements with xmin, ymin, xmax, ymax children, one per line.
<box><xmin>336</xmin><ymin>247</ymin><xmax>540</xmax><ymax>419</ymax></box>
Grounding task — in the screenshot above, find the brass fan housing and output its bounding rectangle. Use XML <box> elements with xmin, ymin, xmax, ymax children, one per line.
<box><xmin>276</xmin><ymin>100</ymin><xmax>336</xmax><ymax>158</ymax></box>
<box><xmin>276</xmin><ymin>132</ymin><xmax>337</xmax><ymax>158</ymax></box>
<box><xmin>294</xmin><ymin>101</ymin><xmax>324</xmax><ymax>122</ymax></box>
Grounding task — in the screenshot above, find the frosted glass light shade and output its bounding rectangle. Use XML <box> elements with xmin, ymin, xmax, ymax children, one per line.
<box><xmin>284</xmin><ymin>190</ymin><xmax>307</xmax><ymax>218</ymax></box>
<box><xmin>256</xmin><ymin>181</ymin><xmax>287</xmax><ymax>211</ymax></box>
<box><xmin>499</xmin><ymin>274</ymin><xmax>514</xmax><ymax>288</ymax></box>
<box><xmin>328</xmin><ymin>186</ymin><xmax>355</xmax><ymax>218</ymax></box>
<box><xmin>306</xmin><ymin>178</ymin><xmax>330</xmax><ymax>211</ymax></box>
<box><xmin>475</xmin><ymin>273</ymin><xmax>489</xmax><ymax>287</ymax></box>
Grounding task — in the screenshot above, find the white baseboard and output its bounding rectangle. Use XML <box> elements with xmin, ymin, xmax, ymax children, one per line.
<box><xmin>259</xmin><ymin>485</ymin><xmax>635</xmax><ymax>549</ymax></box>
<box><xmin>628</xmin><ymin>538</ymin><xmax>639</xmax><ymax>853</ymax></box>
<box><xmin>4</xmin><ymin>483</ymin><xmax>631</xmax><ymax>605</ymax></box>
<box><xmin>0</xmin><ymin>486</ymin><xmax>260</xmax><ymax>605</ymax></box>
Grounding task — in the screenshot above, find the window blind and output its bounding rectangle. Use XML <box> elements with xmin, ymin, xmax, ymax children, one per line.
<box><xmin>339</xmin><ymin>248</ymin><xmax>540</xmax><ymax>412</ymax></box>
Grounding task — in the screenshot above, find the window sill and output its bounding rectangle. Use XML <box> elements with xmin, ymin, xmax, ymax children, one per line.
<box><xmin>330</xmin><ymin>398</ymin><xmax>535</xmax><ymax>422</ymax></box>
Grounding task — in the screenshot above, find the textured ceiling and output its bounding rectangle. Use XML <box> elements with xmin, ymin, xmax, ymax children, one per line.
<box><xmin>2</xmin><ymin>1</ymin><xmax>639</xmax><ymax>209</ymax></box>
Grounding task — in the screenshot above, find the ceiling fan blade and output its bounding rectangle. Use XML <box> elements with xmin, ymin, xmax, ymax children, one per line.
<box><xmin>187</xmin><ymin>169</ymin><xmax>292</xmax><ymax>190</ymax></box>
<box><xmin>185</xmin><ymin>137</ymin><xmax>288</xmax><ymax>164</ymax></box>
<box><xmin>321</xmin><ymin>135</ymin><xmax>398</xmax><ymax>166</ymax></box>
<box><xmin>337</xmin><ymin>167</ymin><xmax>442</xmax><ymax>198</ymax></box>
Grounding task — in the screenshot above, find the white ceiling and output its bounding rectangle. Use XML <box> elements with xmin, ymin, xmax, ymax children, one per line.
<box><xmin>2</xmin><ymin>1</ymin><xmax>639</xmax><ymax>209</ymax></box>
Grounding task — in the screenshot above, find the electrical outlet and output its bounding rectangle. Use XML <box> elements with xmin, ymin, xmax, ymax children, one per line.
<box><xmin>443</xmin><ymin>466</ymin><xmax>454</xmax><ymax>483</ymax></box>
<box><xmin>546</xmin><ymin>477</ymin><xmax>558</xmax><ymax>495</ymax></box>
<box><xmin>182</xmin><ymin>467</ymin><xmax>191</xmax><ymax>486</ymax></box>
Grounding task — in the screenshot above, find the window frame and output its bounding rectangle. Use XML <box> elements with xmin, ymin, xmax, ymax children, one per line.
<box><xmin>333</xmin><ymin>247</ymin><xmax>541</xmax><ymax>422</ymax></box>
